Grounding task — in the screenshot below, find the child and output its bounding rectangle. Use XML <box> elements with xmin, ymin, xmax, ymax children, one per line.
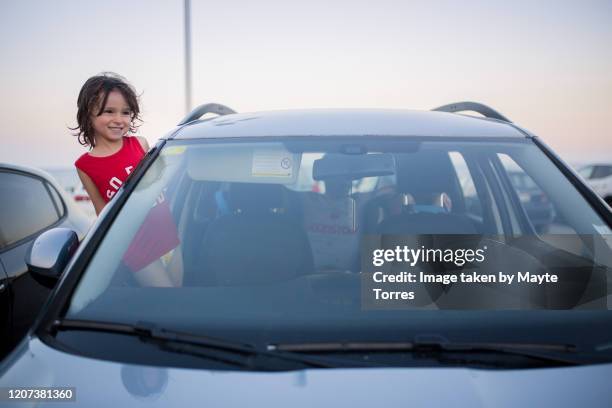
<box><xmin>72</xmin><ymin>73</ymin><xmax>181</xmax><ymax>287</ymax></box>
<box><xmin>73</xmin><ymin>72</ymin><xmax>149</xmax><ymax>215</ymax></box>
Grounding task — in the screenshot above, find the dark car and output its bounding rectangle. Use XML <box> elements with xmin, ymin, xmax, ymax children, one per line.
<box><xmin>1</xmin><ymin>103</ymin><xmax>612</xmax><ymax>406</ymax></box>
<box><xmin>0</xmin><ymin>163</ymin><xmax>92</xmax><ymax>358</ymax></box>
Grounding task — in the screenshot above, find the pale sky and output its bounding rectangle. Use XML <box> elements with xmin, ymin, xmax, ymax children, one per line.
<box><xmin>1</xmin><ymin>0</ymin><xmax>611</xmax><ymax>168</ymax></box>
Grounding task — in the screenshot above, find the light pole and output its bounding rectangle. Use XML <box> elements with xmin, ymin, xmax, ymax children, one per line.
<box><xmin>184</xmin><ymin>0</ymin><xmax>192</xmax><ymax>114</ymax></box>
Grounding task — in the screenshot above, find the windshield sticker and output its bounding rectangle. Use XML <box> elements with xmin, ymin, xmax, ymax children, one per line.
<box><xmin>161</xmin><ymin>146</ymin><xmax>187</xmax><ymax>156</ymax></box>
<box><xmin>252</xmin><ymin>149</ymin><xmax>294</xmax><ymax>178</ymax></box>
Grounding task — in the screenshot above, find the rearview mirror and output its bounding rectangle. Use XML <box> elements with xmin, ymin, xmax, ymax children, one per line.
<box><xmin>313</xmin><ymin>153</ymin><xmax>395</xmax><ymax>180</ymax></box>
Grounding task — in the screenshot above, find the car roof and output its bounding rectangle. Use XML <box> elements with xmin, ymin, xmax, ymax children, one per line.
<box><xmin>172</xmin><ymin>109</ymin><xmax>527</xmax><ymax>140</ymax></box>
<box><xmin>0</xmin><ymin>162</ymin><xmax>74</xmax><ymax>199</ymax></box>
<box><xmin>0</xmin><ymin>162</ymin><xmax>58</xmax><ymax>179</ymax></box>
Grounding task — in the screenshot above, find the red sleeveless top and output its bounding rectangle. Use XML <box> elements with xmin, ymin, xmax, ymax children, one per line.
<box><xmin>75</xmin><ymin>136</ymin><xmax>145</xmax><ymax>203</ymax></box>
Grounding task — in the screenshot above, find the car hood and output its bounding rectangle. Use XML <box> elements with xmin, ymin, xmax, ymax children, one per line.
<box><xmin>1</xmin><ymin>337</ymin><xmax>611</xmax><ymax>407</ymax></box>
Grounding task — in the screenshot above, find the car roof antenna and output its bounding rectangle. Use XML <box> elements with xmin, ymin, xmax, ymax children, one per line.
<box><xmin>432</xmin><ymin>101</ymin><xmax>511</xmax><ymax>123</ymax></box>
<box><xmin>178</xmin><ymin>103</ymin><xmax>237</xmax><ymax>125</ymax></box>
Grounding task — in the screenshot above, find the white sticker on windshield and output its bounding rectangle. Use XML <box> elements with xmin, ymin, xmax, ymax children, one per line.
<box><xmin>252</xmin><ymin>149</ymin><xmax>294</xmax><ymax>178</ymax></box>
<box><xmin>161</xmin><ymin>146</ymin><xmax>186</xmax><ymax>156</ymax></box>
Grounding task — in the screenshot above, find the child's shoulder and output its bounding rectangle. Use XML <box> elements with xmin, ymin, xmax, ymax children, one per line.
<box><xmin>74</xmin><ymin>151</ymin><xmax>92</xmax><ymax>169</ymax></box>
<box><xmin>131</xmin><ymin>136</ymin><xmax>150</xmax><ymax>152</ymax></box>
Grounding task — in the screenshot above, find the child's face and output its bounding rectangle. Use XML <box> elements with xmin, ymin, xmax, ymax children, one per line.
<box><xmin>91</xmin><ymin>89</ymin><xmax>132</xmax><ymax>144</ymax></box>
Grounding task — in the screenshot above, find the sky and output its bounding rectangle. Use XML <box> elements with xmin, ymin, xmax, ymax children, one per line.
<box><xmin>0</xmin><ymin>0</ymin><xmax>611</xmax><ymax>169</ymax></box>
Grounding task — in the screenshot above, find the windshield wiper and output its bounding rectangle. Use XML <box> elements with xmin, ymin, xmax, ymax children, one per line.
<box><xmin>267</xmin><ymin>337</ymin><xmax>599</xmax><ymax>367</ymax></box>
<box><xmin>53</xmin><ymin>319</ymin><xmax>343</xmax><ymax>370</ymax></box>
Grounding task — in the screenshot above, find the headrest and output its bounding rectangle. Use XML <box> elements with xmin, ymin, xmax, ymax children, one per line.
<box><xmin>395</xmin><ymin>151</ymin><xmax>457</xmax><ymax>201</ymax></box>
<box><xmin>228</xmin><ymin>183</ymin><xmax>283</xmax><ymax>213</ymax></box>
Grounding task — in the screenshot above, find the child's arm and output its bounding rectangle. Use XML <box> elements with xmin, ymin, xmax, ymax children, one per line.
<box><xmin>131</xmin><ymin>248</ymin><xmax>183</xmax><ymax>287</ymax></box>
<box><xmin>77</xmin><ymin>169</ymin><xmax>106</xmax><ymax>216</ymax></box>
<box><xmin>132</xmin><ymin>259</ymin><xmax>175</xmax><ymax>287</ymax></box>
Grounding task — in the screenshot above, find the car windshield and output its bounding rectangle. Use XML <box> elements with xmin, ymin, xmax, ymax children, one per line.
<box><xmin>65</xmin><ymin>137</ymin><xmax>612</xmax><ymax>359</ymax></box>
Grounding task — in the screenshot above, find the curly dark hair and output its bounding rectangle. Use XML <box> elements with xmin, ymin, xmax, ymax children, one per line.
<box><xmin>71</xmin><ymin>72</ymin><xmax>142</xmax><ymax>148</ymax></box>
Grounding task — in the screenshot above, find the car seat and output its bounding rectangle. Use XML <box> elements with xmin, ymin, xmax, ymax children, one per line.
<box><xmin>376</xmin><ymin>151</ymin><xmax>477</xmax><ymax>235</ymax></box>
<box><xmin>193</xmin><ymin>182</ymin><xmax>314</xmax><ymax>286</ymax></box>
<box><xmin>372</xmin><ymin>151</ymin><xmax>478</xmax><ymax>305</ymax></box>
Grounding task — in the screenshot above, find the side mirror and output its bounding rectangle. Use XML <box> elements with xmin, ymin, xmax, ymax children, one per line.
<box><xmin>26</xmin><ymin>228</ymin><xmax>79</xmax><ymax>288</ymax></box>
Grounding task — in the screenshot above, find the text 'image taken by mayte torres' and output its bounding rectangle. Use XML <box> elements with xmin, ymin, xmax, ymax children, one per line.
<box><xmin>362</xmin><ymin>241</ymin><xmax>565</xmax><ymax>309</ymax></box>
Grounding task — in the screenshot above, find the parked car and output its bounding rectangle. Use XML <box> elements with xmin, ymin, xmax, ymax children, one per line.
<box><xmin>578</xmin><ymin>163</ymin><xmax>612</xmax><ymax>206</ymax></box>
<box><xmin>1</xmin><ymin>102</ymin><xmax>612</xmax><ymax>406</ymax></box>
<box><xmin>0</xmin><ymin>163</ymin><xmax>92</xmax><ymax>359</ymax></box>
<box><xmin>44</xmin><ymin>167</ymin><xmax>96</xmax><ymax>218</ymax></box>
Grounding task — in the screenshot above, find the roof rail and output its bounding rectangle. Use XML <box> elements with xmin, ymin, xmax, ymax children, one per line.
<box><xmin>432</xmin><ymin>101</ymin><xmax>511</xmax><ymax>123</ymax></box>
<box><xmin>178</xmin><ymin>103</ymin><xmax>237</xmax><ymax>125</ymax></box>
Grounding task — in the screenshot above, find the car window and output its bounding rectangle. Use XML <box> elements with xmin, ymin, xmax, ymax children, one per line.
<box><xmin>578</xmin><ymin>166</ymin><xmax>594</xmax><ymax>180</ymax></box>
<box><xmin>0</xmin><ymin>171</ymin><xmax>60</xmax><ymax>249</ymax></box>
<box><xmin>449</xmin><ymin>151</ymin><xmax>485</xmax><ymax>224</ymax></box>
<box><xmin>66</xmin><ymin>139</ymin><xmax>612</xmax><ymax>349</ymax></box>
<box><xmin>497</xmin><ymin>154</ymin><xmax>556</xmax><ymax>232</ymax></box>
<box><xmin>46</xmin><ymin>181</ymin><xmax>66</xmax><ymax>218</ymax></box>
<box><xmin>592</xmin><ymin>165</ymin><xmax>612</xmax><ymax>179</ymax></box>
<box><xmin>496</xmin><ymin>153</ymin><xmax>612</xmax><ymax>260</ymax></box>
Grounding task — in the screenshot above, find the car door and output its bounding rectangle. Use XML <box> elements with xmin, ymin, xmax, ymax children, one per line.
<box><xmin>0</xmin><ymin>256</ymin><xmax>10</xmax><ymax>356</ymax></box>
<box><xmin>0</xmin><ymin>169</ymin><xmax>63</xmax><ymax>358</ymax></box>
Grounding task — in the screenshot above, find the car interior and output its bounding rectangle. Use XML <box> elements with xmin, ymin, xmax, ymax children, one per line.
<box><xmin>68</xmin><ymin>141</ymin><xmax>607</xmax><ymax>321</ymax></box>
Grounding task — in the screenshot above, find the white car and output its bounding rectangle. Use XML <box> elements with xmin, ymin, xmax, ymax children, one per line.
<box><xmin>578</xmin><ymin>164</ymin><xmax>612</xmax><ymax>206</ymax></box>
<box><xmin>44</xmin><ymin>167</ymin><xmax>96</xmax><ymax>218</ymax></box>
<box><xmin>1</xmin><ymin>102</ymin><xmax>612</xmax><ymax>407</ymax></box>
